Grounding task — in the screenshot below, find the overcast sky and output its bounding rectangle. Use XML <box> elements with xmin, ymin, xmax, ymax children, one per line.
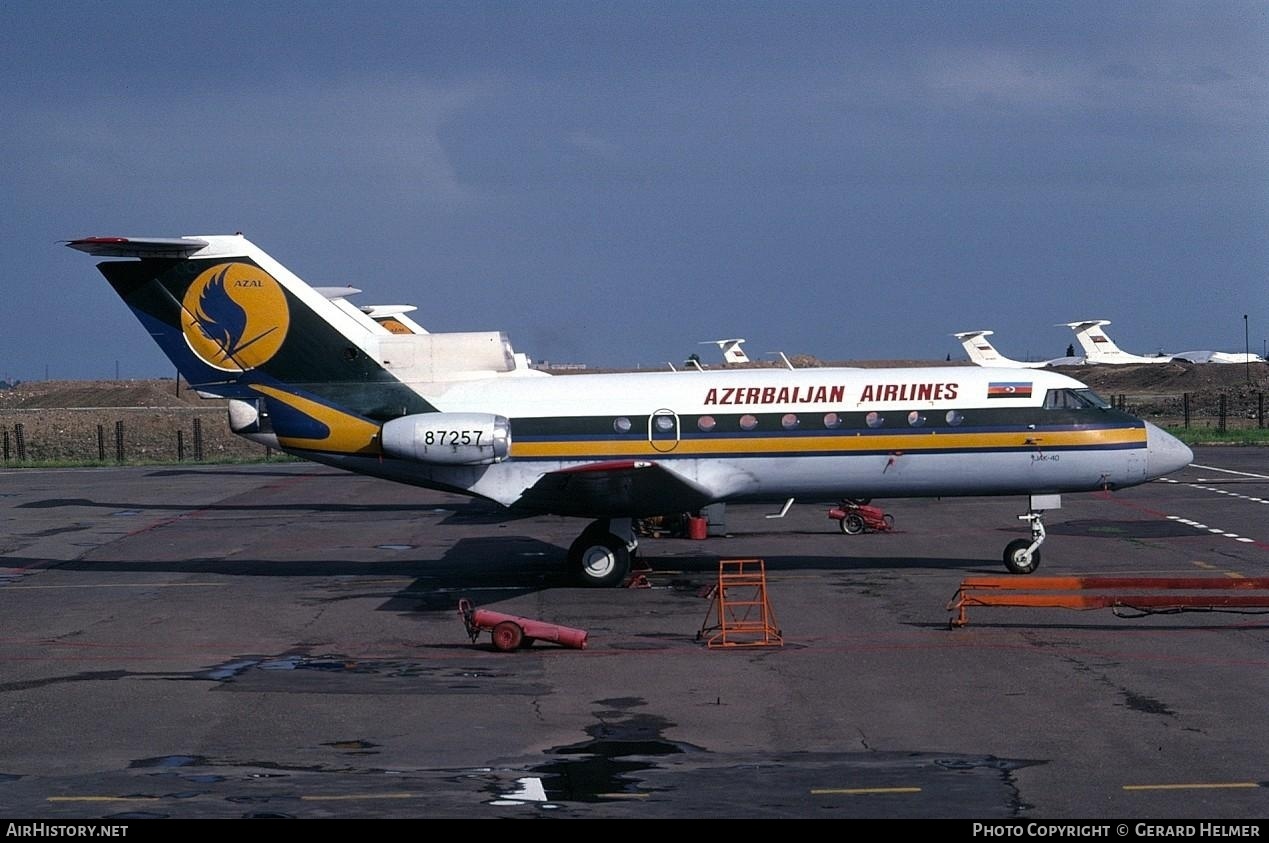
<box><xmin>2</xmin><ymin>0</ymin><xmax>1266</xmax><ymax>381</ymax></box>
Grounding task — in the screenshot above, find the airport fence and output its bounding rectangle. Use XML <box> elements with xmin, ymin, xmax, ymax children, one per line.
<box><xmin>0</xmin><ymin>407</ymin><xmax>275</xmax><ymax>465</ymax></box>
<box><xmin>1109</xmin><ymin>390</ymin><xmax>1266</xmax><ymax>433</ymax></box>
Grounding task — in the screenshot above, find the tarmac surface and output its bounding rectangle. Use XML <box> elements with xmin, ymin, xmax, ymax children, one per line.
<box><xmin>0</xmin><ymin>448</ymin><xmax>1266</xmax><ymax>819</ymax></box>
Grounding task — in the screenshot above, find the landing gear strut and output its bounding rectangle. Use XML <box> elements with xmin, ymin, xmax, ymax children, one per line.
<box><xmin>568</xmin><ymin>518</ymin><xmax>638</xmax><ymax>587</ymax></box>
<box><xmin>1003</xmin><ymin>509</ymin><xmax>1047</xmax><ymax>575</ymax></box>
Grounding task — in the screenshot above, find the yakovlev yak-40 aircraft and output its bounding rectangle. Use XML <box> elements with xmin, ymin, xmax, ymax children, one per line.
<box><xmin>68</xmin><ymin>235</ymin><xmax>1194</xmax><ymax>585</ymax></box>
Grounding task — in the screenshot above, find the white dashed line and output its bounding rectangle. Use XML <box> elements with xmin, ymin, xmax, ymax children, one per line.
<box><xmin>1166</xmin><ymin>515</ymin><xmax>1261</xmax><ymax>544</ymax></box>
<box><xmin>1158</xmin><ymin>469</ymin><xmax>1265</xmax><ymax>543</ymax></box>
<box><xmin>1190</xmin><ymin>464</ymin><xmax>1269</xmax><ymax>480</ymax></box>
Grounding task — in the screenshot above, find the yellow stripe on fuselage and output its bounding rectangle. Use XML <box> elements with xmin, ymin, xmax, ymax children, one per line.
<box><xmin>251</xmin><ymin>384</ymin><xmax>382</xmax><ymax>455</ymax></box>
<box><xmin>509</xmin><ymin>427</ymin><xmax>1146</xmax><ymax>460</ymax></box>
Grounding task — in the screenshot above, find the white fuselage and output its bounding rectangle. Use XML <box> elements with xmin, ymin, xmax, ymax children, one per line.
<box><xmin>305</xmin><ymin>365</ymin><xmax>1180</xmax><ymax>513</ymax></box>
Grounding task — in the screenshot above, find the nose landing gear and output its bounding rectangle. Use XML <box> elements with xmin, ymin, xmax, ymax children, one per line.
<box><xmin>1003</xmin><ymin>511</ymin><xmax>1045</xmax><ymax>574</ymax></box>
<box><xmin>1002</xmin><ymin>495</ymin><xmax>1059</xmax><ymax>575</ymax></box>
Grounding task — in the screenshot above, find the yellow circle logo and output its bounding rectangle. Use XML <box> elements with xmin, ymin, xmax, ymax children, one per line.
<box><xmin>180</xmin><ymin>263</ymin><xmax>290</xmax><ymax>372</ymax></box>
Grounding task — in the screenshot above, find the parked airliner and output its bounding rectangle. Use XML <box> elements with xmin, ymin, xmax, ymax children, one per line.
<box><xmin>69</xmin><ymin>235</ymin><xmax>1193</xmax><ymax>585</ymax></box>
<box><xmin>953</xmin><ymin>330</ymin><xmax>1084</xmax><ymax>368</ymax></box>
<box><xmin>1064</xmin><ymin>320</ymin><xmax>1266</xmax><ymax>365</ymax></box>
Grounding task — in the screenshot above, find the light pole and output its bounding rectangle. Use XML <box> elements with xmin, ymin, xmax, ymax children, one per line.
<box><xmin>1245</xmin><ymin>314</ymin><xmax>1251</xmax><ymax>384</ymax></box>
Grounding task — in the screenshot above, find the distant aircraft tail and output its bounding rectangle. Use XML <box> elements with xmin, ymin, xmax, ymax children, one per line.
<box><xmin>953</xmin><ymin>330</ymin><xmax>1007</xmax><ymax>366</ymax></box>
<box><xmin>1062</xmin><ymin>320</ymin><xmax>1121</xmax><ymax>360</ymax></box>
<box><xmin>66</xmin><ymin>235</ymin><xmax>518</xmax><ymax>456</ymax></box>
<box><xmin>951</xmin><ymin>330</ymin><xmax>1043</xmax><ymax>368</ymax></box>
<box><xmin>700</xmin><ymin>338</ymin><xmax>750</xmax><ymax>364</ymax></box>
<box><xmin>1061</xmin><ymin>320</ymin><xmax>1166</xmax><ymax>364</ymax></box>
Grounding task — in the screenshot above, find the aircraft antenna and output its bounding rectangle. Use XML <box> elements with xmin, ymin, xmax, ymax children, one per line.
<box><xmin>768</xmin><ymin>352</ymin><xmax>795</xmax><ymax>370</ymax></box>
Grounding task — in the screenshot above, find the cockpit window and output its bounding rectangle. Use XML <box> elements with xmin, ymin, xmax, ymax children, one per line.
<box><xmin>1074</xmin><ymin>388</ymin><xmax>1110</xmax><ymax>409</ymax></box>
<box><xmin>1043</xmin><ymin>388</ymin><xmax>1110</xmax><ymax>410</ymax></box>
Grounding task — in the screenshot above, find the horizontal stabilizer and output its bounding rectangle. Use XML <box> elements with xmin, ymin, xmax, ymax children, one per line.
<box><xmin>65</xmin><ymin>236</ymin><xmax>210</xmax><ymax>258</ymax></box>
<box><xmin>314</xmin><ymin>286</ymin><xmax>363</xmax><ymax>299</ymax></box>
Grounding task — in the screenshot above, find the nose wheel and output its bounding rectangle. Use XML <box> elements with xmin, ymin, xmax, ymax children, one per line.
<box><xmin>1003</xmin><ymin>510</ymin><xmax>1046</xmax><ymax>574</ymax></box>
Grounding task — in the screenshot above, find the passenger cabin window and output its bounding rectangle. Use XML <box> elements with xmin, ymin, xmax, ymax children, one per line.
<box><xmin>1043</xmin><ymin>389</ymin><xmax>1110</xmax><ymax>410</ymax></box>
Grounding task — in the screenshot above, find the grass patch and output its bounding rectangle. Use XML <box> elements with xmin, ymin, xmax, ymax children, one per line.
<box><xmin>1163</xmin><ymin>426</ymin><xmax>1269</xmax><ymax>446</ymax></box>
<box><xmin>1</xmin><ymin>454</ymin><xmax>303</xmax><ymax>469</ymax></box>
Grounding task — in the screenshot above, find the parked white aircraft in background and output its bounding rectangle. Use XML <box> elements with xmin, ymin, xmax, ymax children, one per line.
<box><xmin>1064</xmin><ymin>320</ymin><xmax>1266</xmax><ymax>365</ymax></box>
<box><xmin>701</xmin><ymin>338</ymin><xmax>751</xmax><ymax>364</ymax></box>
<box><xmin>321</xmin><ymin>287</ymin><xmax>542</xmax><ymax>374</ymax></box>
<box><xmin>1062</xmin><ymin>320</ymin><xmax>1172</xmax><ymax>364</ymax></box>
<box><xmin>362</xmin><ymin>305</ymin><xmax>430</xmax><ymax>337</ymax></box>
<box><xmin>68</xmin><ymin>234</ymin><xmax>1193</xmax><ymax>585</ymax></box>
<box><xmin>953</xmin><ymin>331</ymin><xmax>1084</xmax><ymax>369</ymax></box>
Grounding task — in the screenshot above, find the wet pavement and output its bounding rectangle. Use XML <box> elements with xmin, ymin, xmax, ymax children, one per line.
<box><xmin>0</xmin><ymin>450</ymin><xmax>1266</xmax><ymax>818</ymax></box>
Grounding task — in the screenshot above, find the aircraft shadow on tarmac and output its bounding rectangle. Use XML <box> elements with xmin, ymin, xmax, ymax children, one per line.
<box><xmin>31</xmin><ymin>526</ymin><xmax>1006</xmax><ymax>614</ymax></box>
<box><xmin>1044</xmin><ymin>519</ymin><xmax>1199</xmax><ymax>539</ymax></box>
<box><xmin>16</xmin><ymin>496</ymin><xmax>529</xmax><ymax>521</ymax></box>
<box><xmin>143</xmin><ymin>468</ymin><xmax>327</xmax><ymax>479</ymax></box>
<box><xmin>379</xmin><ymin>546</ymin><xmax>1029</xmax><ymax>613</ymax></box>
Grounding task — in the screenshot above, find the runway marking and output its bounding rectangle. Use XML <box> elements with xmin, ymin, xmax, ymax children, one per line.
<box><xmin>1161</xmin><ymin>475</ymin><xmax>1269</xmax><ymax>509</ymax></box>
<box><xmin>47</xmin><ymin>796</ymin><xmax>161</xmax><ymax>802</ymax></box>
<box><xmin>1</xmin><ymin>582</ymin><xmax>226</xmax><ymax>591</ymax></box>
<box><xmin>1190</xmin><ymin>464</ymin><xmax>1269</xmax><ymax>480</ymax></box>
<box><xmin>1122</xmin><ymin>782</ymin><xmax>1262</xmax><ymax>791</ymax></box>
<box><xmin>810</xmin><ymin>786</ymin><xmax>922</xmax><ymax>795</ymax></box>
<box><xmin>1167</xmin><ymin>515</ymin><xmax>1264</xmax><ymax>546</ymax></box>
<box><xmin>1186</xmin><ymin>563</ymin><xmax>1247</xmax><ymax>579</ymax></box>
<box><xmin>300</xmin><ymin>792</ymin><xmax>420</xmax><ymax>801</ymax></box>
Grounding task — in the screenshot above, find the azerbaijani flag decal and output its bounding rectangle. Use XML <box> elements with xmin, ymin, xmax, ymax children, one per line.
<box><xmin>988</xmin><ymin>381</ymin><xmax>1033</xmax><ymax>399</ymax></box>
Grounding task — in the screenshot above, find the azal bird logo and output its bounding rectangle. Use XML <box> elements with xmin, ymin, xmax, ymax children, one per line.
<box><xmin>180</xmin><ymin>263</ymin><xmax>290</xmax><ymax>372</ymax></box>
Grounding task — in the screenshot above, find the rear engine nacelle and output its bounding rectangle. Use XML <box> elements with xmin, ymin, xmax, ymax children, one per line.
<box><xmin>380</xmin><ymin>412</ymin><xmax>511</xmax><ymax>465</ymax></box>
<box><xmin>227</xmin><ymin>398</ymin><xmax>279</xmax><ymax>449</ymax></box>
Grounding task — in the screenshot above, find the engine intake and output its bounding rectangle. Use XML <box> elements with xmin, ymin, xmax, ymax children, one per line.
<box><xmin>380</xmin><ymin>412</ymin><xmax>510</xmax><ymax>465</ymax></box>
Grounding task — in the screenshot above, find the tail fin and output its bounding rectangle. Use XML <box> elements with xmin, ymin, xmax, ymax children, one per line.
<box><xmin>68</xmin><ymin>235</ymin><xmax>538</xmax><ymax>458</ymax></box>
<box><xmin>951</xmin><ymin>330</ymin><xmax>1043</xmax><ymax>368</ymax></box>
<box><xmin>1061</xmin><ymin>319</ymin><xmax>1167</xmax><ymax>364</ymax></box>
<box><xmin>69</xmin><ymin>234</ymin><xmax>430</xmax><ymax>399</ymax></box>
<box><xmin>700</xmin><ymin>338</ymin><xmax>750</xmax><ymax>364</ymax></box>
<box><xmin>1062</xmin><ymin>320</ymin><xmax>1120</xmax><ymax>359</ymax></box>
<box><xmin>953</xmin><ymin>330</ymin><xmax>1005</xmax><ymax>366</ymax></box>
<box><xmin>68</xmin><ymin>235</ymin><xmax>444</xmax><ymax>454</ymax></box>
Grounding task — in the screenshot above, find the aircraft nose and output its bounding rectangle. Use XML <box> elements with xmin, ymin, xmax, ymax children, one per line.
<box><xmin>1144</xmin><ymin>421</ymin><xmax>1193</xmax><ymax>478</ymax></box>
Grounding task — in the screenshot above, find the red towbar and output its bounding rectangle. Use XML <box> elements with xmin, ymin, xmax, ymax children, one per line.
<box><xmin>458</xmin><ymin>598</ymin><xmax>589</xmax><ymax>652</ymax></box>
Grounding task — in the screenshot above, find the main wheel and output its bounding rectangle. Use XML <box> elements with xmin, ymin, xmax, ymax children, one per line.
<box><xmin>882</xmin><ymin>514</ymin><xmax>895</xmax><ymax>531</ymax></box>
<box><xmin>491</xmin><ymin>621</ymin><xmax>524</xmax><ymax>652</ymax></box>
<box><xmin>842</xmin><ymin>513</ymin><xmax>866</xmax><ymax>535</ymax></box>
<box><xmin>1003</xmin><ymin>539</ymin><xmax>1040</xmax><ymax>574</ymax></box>
<box><xmin>568</xmin><ymin>530</ymin><xmax>632</xmax><ymax>587</ymax></box>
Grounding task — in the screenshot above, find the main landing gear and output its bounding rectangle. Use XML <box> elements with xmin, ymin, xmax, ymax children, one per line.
<box><xmin>568</xmin><ymin>518</ymin><xmax>638</xmax><ymax>587</ymax></box>
<box><xmin>1002</xmin><ymin>497</ymin><xmax>1056</xmax><ymax>575</ymax></box>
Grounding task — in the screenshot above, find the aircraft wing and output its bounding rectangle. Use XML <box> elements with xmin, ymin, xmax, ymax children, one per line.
<box><xmin>516</xmin><ymin>460</ymin><xmax>715</xmax><ymax>517</ymax></box>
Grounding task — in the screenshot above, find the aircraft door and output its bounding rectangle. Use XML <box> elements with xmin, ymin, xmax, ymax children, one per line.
<box><xmin>648</xmin><ymin>409</ymin><xmax>680</xmax><ymax>453</ymax></box>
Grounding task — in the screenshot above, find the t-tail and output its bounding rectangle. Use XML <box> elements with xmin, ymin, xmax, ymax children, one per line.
<box><xmin>952</xmin><ymin>330</ymin><xmax>1044</xmax><ymax>369</ymax></box>
<box><xmin>65</xmin><ymin>235</ymin><xmax>513</xmax><ymax>460</ymax></box>
<box><xmin>1062</xmin><ymin>320</ymin><xmax>1170</xmax><ymax>364</ymax></box>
